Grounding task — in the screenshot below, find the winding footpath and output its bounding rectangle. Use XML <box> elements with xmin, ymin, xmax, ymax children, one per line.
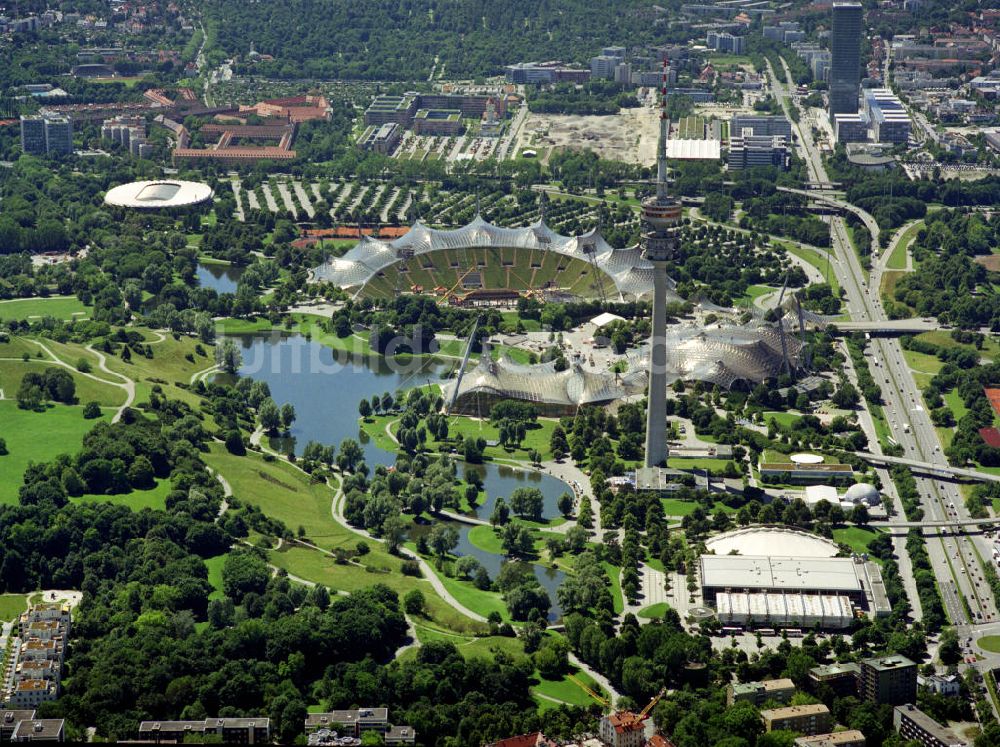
<box><xmin>82</xmin><ymin>344</ymin><xmax>136</xmax><ymax>423</ymax></box>
<box><xmin>12</xmin><ymin>339</ymin><xmax>135</xmax><ymax>421</ymax></box>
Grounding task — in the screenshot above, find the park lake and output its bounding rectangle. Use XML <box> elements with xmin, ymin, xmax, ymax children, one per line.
<box><xmin>231</xmin><ymin>332</ymin><xmax>570</xmax><ymax>620</ymax></box>
<box><xmin>196</xmin><ymin>262</ymin><xmax>245</xmax><ymax>294</ymax></box>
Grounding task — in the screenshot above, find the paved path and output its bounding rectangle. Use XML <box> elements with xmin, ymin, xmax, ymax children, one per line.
<box><xmin>275</xmin><ymin>182</ymin><xmax>299</xmax><ymax>218</ymax></box>
<box><xmin>261</xmin><ymin>183</ymin><xmax>279</xmax><ymax>213</ymax></box>
<box><xmin>189</xmin><ymin>362</ymin><xmax>220</xmax><ymax>385</ymax></box>
<box><xmin>212</xmin><ymin>469</ymin><xmax>231</xmax><ymax>522</ymax></box>
<box><xmin>17</xmin><ymin>339</ymin><xmax>134</xmax><ymax>421</ymax></box>
<box><xmin>292</xmin><ymin>181</ymin><xmax>315</xmax><ymax>218</ymax></box>
<box><xmin>541</xmin><ymin>459</ymin><xmax>602</xmax><ymax>537</ymax></box>
<box><xmin>231</xmin><ymin>179</ymin><xmax>245</xmax><ymax>222</ymax></box>
<box><xmin>82</xmin><ymin>344</ymin><xmax>136</xmax><ymax>422</ymax></box>
<box><xmin>568</xmin><ymin>652</ymin><xmax>622</xmax><ymax>704</ymax></box>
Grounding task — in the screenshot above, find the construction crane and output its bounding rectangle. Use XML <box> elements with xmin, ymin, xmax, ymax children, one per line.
<box><xmin>568</xmin><ymin>674</ymin><xmax>609</xmax><ymax>707</ymax></box>
<box><xmin>639</xmin><ymin>688</ymin><xmax>667</xmax><ymax>720</ymax></box>
<box><xmin>440</xmin><ymin>266</ymin><xmax>477</xmax><ymax>304</ymax></box>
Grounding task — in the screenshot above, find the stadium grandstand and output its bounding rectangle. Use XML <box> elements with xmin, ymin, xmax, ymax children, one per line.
<box><xmin>309</xmin><ymin>215</ymin><xmax>674</xmax><ymax>302</ymax></box>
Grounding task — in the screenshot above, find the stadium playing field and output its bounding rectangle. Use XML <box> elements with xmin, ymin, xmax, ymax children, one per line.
<box><xmin>361</xmin><ymin>246</ymin><xmax>617</xmax><ymax>301</ymax></box>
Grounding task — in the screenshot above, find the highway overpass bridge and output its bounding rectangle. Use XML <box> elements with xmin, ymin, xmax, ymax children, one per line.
<box><xmin>777</xmin><ymin>187</ymin><xmax>881</xmax><ymax>254</ymax></box>
<box><xmin>872</xmin><ymin>518</ymin><xmax>1000</xmax><ymax>529</ymax></box>
<box><xmin>834</xmin><ymin>320</ymin><xmax>942</xmax><ymax>334</ymax></box>
<box><xmin>856</xmin><ymin>452</ymin><xmax>1000</xmax><ymax>484</ymax></box>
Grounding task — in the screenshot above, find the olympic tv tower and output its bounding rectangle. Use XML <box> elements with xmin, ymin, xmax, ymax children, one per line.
<box><xmin>643</xmin><ymin>58</ymin><xmax>682</xmax><ymax>468</ymax></box>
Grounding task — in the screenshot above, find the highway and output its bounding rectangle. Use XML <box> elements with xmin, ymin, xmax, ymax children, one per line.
<box><xmin>767</xmin><ymin>57</ymin><xmax>999</xmax><ymax>633</ymax></box>
<box><xmin>855</xmin><ymin>453</ymin><xmax>1000</xmax><ymax>484</ymax></box>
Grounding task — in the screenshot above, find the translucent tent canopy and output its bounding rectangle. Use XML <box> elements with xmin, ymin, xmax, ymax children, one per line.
<box><xmin>310</xmin><ymin>215</ymin><xmax>680</xmax><ymax>300</ymax></box>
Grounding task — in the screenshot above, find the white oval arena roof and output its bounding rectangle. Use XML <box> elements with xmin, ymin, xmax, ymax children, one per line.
<box><xmin>104</xmin><ymin>180</ymin><xmax>213</xmax><ymax>209</ymax></box>
<box><xmin>791</xmin><ymin>453</ymin><xmax>824</xmax><ymax>465</ymax></box>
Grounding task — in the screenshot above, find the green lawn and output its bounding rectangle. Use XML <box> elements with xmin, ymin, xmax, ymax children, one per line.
<box><xmin>0</xmin><ymin>358</ymin><xmax>125</xmax><ymax>408</ymax></box>
<box><xmin>204</xmin><ymin>553</ymin><xmax>227</xmax><ymax>600</ymax></box>
<box><xmin>74</xmin><ymin>477</ymin><xmax>172</xmax><ymax>512</ymax></box>
<box><xmin>0</xmin><ymin>296</ymin><xmax>91</xmax><ymax>322</ymax></box>
<box><xmin>870</xmin><ymin>404</ymin><xmax>892</xmax><ymax>450</ymax></box>
<box><xmin>979</xmin><ymin>636</ymin><xmax>1000</xmax><ymax>654</ymax></box>
<box><xmin>902</xmin><ymin>349</ymin><xmax>942</xmax><ymax>389</ymax></box>
<box><xmin>880</xmin><ymin>271</ymin><xmax>911</xmax><ymax>316</ymax></box>
<box><xmin>205</xmin><ymin>445</ymin><xmax>492</xmax><ymax>634</ymax></box>
<box><xmin>0</xmin><ymin>593</ymin><xmax>27</xmax><ymax>621</ymax></box>
<box><xmin>533</xmin><ymin>670</ymin><xmax>603</xmax><ymax>707</ymax></box>
<box><xmin>739</xmin><ymin>285</ymin><xmax>776</xmax><ymax>304</ymax></box>
<box><xmin>603</xmin><ymin>562</ymin><xmax>624</xmax><ymax>615</ymax></box>
<box><xmin>660</xmin><ymin>498</ymin><xmax>700</xmax><ymax>517</ymax></box>
<box><xmin>763</xmin><ymin>411</ymin><xmax>801</xmax><ymax>428</ymax></box>
<box><xmin>468</xmin><ymin>525</ymin><xmax>504</xmax><ymax>554</ymax></box>
<box><xmin>79</xmin><ymin>329</ymin><xmax>210</xmax><ymax>409</ymax></box>
<box><xmin>887</xmin><ymin>221</ymin><xmax>922</xmax><ymax>270</ymax></box>
<box><xmin>666</xmin><ymin>457</ymin><xmax>733</xmax><ymax>472</ymax></box>
<box><xmin>269</xmin><ymin>543</ymin><xmax>488</xmax><ymax>635</ymax></box>
<box><xmin>832</xmin><ymin>526</ymin><xmax>881</xmax><ymax>555</ymax></box>
<box><xmin>916</xmin><ymin>330</ymin><xmax>1000</xmax><ymax>363</ymax></box>
<box><xmin>204</xmin><ymin>444</ymin><xmax>360</xmax><ymax>554</ymax></box>
<box><xmin>362</xmin><ymin>412</ymin><xmax>560</xmax><ymax>464</ymax></box>
<box><xmin>638</xmin><ymin>602</ymin><xmax>669</xmax><ymax>619</ymax></box>
<box><xmin>416</xmin><ymin>550</ymin><xmax>511</xmax><ymax>622</ymax></box>
<box><xmin>784</xmin><ymin>243</ymin><xmax>839</xmax><ymax>294</ymax></box>
<box><xmin>0</xmin><ymin>401</ymin><xmax>106</xmax><ymax>505</ymax></box>
<box><xmin>943</xmin><ymin>389</ymin><xmax>969</xmax><ymax>423</ymax></box>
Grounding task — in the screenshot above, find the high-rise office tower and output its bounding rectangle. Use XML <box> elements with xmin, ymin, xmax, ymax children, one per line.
<box><xmin>20</xmin><ymin>114</ymin><xmax>73</xmax><ymax>156</ymax></box>
<box><xmin>642</xmin><ymin>60</ymin><xmax>682</xmax><ymax>468</ymax></box>
<box><xmin>829</xmin><ymin>2</ymin><xmax>863</xmax><ymax>116</ymax></box>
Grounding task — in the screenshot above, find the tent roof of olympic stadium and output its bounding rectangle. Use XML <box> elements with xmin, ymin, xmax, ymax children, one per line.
<box><xmin>309</xmin><ymin>215</ymin><xmax>674</xmax><ymax>300</ymax></box>
<box><xmin>443</xmin><ymin>347</ymin><xmax>645</xmax><ymax>411</ymax></box>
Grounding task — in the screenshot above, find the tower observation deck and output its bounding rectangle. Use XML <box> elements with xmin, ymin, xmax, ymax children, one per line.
<box><xmin>643</xmin><ymin>59</ymin><xmax>682</xmax><ymax>468</ymax></box>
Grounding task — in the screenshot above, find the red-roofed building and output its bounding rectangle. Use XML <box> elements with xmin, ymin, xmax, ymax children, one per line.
<box><xmin>646</xmin><ymin>736</ymin><xmax>677</xmax><ymax>747</ymax></box>
<box><xmin>599</xmin><ymin>712</ymin><xmax>647</xmax><ymax>747</ymax></box>
<box><xmin>980</xmin><ymin>427</ymin><xmax>1000</xmax><ymax>448</ymax></box>
<box><xmin>985</xmin><ymin>388</ymin><xmax>1000</xmax><ymax>418</ymax></box>
<box><xmin>484</xmin><ymin>733</ymin><xmax>558</xmax><ymax>747</ymax></box>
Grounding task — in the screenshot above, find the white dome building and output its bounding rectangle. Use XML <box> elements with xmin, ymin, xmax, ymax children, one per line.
<box><xmin>843</xmin><ymin>482</ymin><xmax>881</xmax><ymax>506</ymax></box>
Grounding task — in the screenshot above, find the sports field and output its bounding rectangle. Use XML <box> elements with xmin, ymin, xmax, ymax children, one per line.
<box><xmin>0</xmin><ymin>296</ymin><xmax>91</xmax><ymax>322</ymax></box>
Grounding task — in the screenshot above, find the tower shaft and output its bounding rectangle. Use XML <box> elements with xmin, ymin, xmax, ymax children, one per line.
<box><xmin>642</xmin><ymin>55</ymin><xmax>682</xmax><ymax>468</ymax></box>
<box><xmin>644</xmin><ymin>261</ymin><xmax>670</xmax><ymax>467</ymax></box>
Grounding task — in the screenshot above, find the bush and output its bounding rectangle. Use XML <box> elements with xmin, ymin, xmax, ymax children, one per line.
<box><xmin>225</xmin><ymin>429</ymin><xmax>246</xmax><ymax>455</ymax></box>
<box><xmin>403</xmin><ymin>589</ymin><xmax>426</xmax><ymax>615</ymax></box>
<box><xmin>401</xmin><ymin>560</ymin><xmax>422</xmax><ymax>577</ymax></box>
<box><xmin>83</xmin><ymin>401</ymin><xmax>103</xmax><ymax>419</ymax></box>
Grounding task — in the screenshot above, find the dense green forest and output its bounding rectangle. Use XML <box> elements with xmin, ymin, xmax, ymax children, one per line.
<box><xmin>204</xmin><ymin>0</ymin><xmax>674</xmax><ymax>80</ymax></box>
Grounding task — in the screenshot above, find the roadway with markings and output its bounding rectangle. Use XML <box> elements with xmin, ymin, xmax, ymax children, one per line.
<box><xmin>767</xmin><ymin>57</ymin><xmax>999</xmax><ymax>638</ymax></box>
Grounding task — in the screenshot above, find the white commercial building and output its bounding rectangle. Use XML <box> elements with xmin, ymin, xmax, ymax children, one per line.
<box><xmin>716</xmin><ymin>591</ymin><xmax>855</xmax><ymax>629</ymax></box>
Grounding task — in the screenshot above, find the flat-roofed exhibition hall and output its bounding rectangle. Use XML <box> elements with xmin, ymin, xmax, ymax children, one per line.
<box><xmin>103</xmin><ymin>180</ymin><xmax>214</xmax><ymax>209</ymax></box>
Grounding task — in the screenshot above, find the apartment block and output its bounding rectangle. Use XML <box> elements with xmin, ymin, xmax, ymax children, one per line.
<box><xmin>728</xmin><ymin>678</ymin><xmax>796</xmax><ymax>706</ymax></box>
<box><xmin>138</xmin><ymin>717</ymin><xmax>269</xmax><ymax>744</ymax></box>
<box><xmin>859</xmin><ymin>655</ymin><xmax>917</xmax><ymax>706</ymax></box>
<box><xmin>809</xmin><ymin>663</ymin><xmax>859</xmax><ymax>697</ymax></box>
<box><xmin>761</xmin><ymin>704</ymin><xmax>832</xmax><ymax>736</ymax></box>
<box><xmin>893</xmin><ymin>704</ymin><xmax>967</xmax><ymax>747</ymax></box>
<box><xmin>795</xmin><ymin>731</ymin><xmax>866</xmax><ymax>747</ymax></box>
